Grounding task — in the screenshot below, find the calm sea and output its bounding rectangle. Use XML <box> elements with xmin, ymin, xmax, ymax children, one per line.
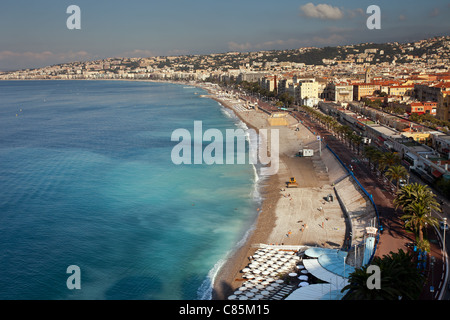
<box><xmin>0</xmin><ymin>80</ymin><xmax>261</xmax><ymax>300</ymax></box>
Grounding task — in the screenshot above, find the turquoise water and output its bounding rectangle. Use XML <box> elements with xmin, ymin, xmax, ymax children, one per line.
<box><xmin>0</xmin><ymin>80</ymin><xmax>261</xmax><ymax>300</ymax></box>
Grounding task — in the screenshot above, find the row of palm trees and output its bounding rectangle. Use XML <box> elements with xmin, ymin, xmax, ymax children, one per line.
<box><xmin>342</xmin><ymin>182</ymin><xmax>442</xmax><ymax>299</ymax></box>
<box><xmin>362</xmin><ymin>145</ymin><xmax>442</xmax><ymax>246</ymax></box>
<box><xmin>297</xmin><ymin>105</ymin><xmax>365</xmax><ymax>154</ymax></box>
<box><xmin>362</xmin><ymin>145</ymin><xmax>409</xmax><ymax>192</ymax></box>
<box><xmin>297</xmin><ymin>105</ymin><xmax>443</xmax><ymax>299</ymax></box>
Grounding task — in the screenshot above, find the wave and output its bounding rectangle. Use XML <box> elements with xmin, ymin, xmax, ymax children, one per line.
<box><xmin>197</xmin><ymin>220</ymin><xmax>258</xmax><ymax>300</ymax></box>
<box><xmin>197</xmin><ymin>96</ymin><xmax>267</xmax><ymax>300</ymax></box>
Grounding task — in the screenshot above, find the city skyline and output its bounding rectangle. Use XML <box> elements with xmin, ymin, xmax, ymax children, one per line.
<box><xmin>1</xmin><ymin>0</ymin><xmax>450</xmax><ymax>71</ymax></box>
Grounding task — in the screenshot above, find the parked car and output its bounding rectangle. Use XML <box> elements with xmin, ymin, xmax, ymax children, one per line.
<box><xmin>399</xmin><ymin>179</ymin><xmax>407</xmax><ymax>188</ymax></box>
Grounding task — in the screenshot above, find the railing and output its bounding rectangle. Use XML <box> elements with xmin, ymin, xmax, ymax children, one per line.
<box><xmin>325</xmin><ymin>144</ymin><xmax>381</xmax><ymax>266</ymax></box>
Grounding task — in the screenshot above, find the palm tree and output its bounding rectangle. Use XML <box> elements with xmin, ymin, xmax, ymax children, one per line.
<box><xmin>385</xmin><ymin>165</ymin><xmax>408</xmax><ymax>192</ymax></box>
<box><xmin>401</xmin><ymin>202</ymin><xmax>439</xmax><ymax>242</ymax></box>
<box><xmin>394</xmin><ymin>183</ymin><xmax>441</xmax><ymax>215</ymax></box>
<box><xmin>352</xmin><ymin>135</ymin><xmax>363</xmax><ymax>155</ymax></box>
<box><xmin>394</xmin><ymin>183</ymin><xmax>441</xmax><ymax>244</ymax></box>
<box><xmin>379</xmin><ymin>152</ymin><xmax>400</xmax><ymax>173</ymax></box>
<box><xmin>342</xmin><ymin>249</ymin><xmax>424</xmax><ymax>300</ymax></box>
<box><xmin>370</xmin><ymin>149</ymin><xmax>383</xmax><ymax>173</ymax></box>
<box><xmin>363</xmin><ymin>146</ymin><xmax>377</xmax><ymax>168</ymax></box>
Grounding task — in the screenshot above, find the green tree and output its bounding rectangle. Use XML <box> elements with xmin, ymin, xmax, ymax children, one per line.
<box><xmin>379</xmin><ymin>152</ymin><xmax>400</xmax><ymax>172</ymax></box>
<box><xmin>394</xmin><ymin>183</ymin><xmax>441</xmax><ymax>214</ymax></box>
<box><xmin>401</xmin><ymin>202</ymin><xmax>439</xmax><ymax>243</ymax></box>
<box><xmin>385</xmin><ymin>165</ymin><xmax>408</xmax><ymax>192</ymax></box>
<box><xmin>394</xmin><ymin>183</ymin><xmax>441</xmax><ymax>243</ymax></box>
<box><xmin>342</xmin><ymin>249</ymin><xmax>424</xmax><ymax>300</ymax></box>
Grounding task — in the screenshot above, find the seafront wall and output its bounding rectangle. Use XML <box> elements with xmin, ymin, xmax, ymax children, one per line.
<box><xmin>326</xmin><ymin>144</ymin><xmax>380</xmax><ymax>266</ymax></box>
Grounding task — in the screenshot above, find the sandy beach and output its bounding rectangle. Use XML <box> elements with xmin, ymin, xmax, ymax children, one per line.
<box><xmin>203</xmin><ymin>89</ymin><xmax>350</xmax><ymax>300</ymax></box>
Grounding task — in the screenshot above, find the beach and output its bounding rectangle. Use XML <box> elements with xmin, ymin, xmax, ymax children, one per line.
<box><xmin>203</xmin><ymin>88</ymin><xmax>349</xmax><ymax>300</ymax></box>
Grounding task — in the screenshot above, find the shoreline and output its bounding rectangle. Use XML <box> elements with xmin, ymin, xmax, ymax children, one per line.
<box><xmin>201</xmin><ymin>85</ymin><xmax>350</xmax><ymax>300</ymax></box>
<box><xmin>204</xmin><ymin>94</ymin><xmax>282</xmax><ymax>300</ymax></box>
<box><xmin>4</xmin><ymin>79</ymin><xmax>349</xmax><ymax>300</ymax></box>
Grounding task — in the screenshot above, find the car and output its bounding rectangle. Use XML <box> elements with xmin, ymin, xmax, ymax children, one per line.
<box><xmin>399</xmin><ymin>179</ymin><xmax>407</xmax><ymax>188</ymax></box>
<box><xmin>440</xmin><ymin>221</ymin><xmax>449</xmax><ymax>232</ymax></box>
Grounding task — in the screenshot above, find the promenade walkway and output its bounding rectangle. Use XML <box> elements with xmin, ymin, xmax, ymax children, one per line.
<box><xmin>293</xmin><ymin>109</ymin><xmax>447</xmax><ymax>300</ymax></box>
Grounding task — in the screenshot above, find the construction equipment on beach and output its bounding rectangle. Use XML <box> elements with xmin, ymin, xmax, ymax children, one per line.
<box><xmin>286</xmin><ymin>177</ymin><xmax>299</xmax><ymax>188</ymax></box>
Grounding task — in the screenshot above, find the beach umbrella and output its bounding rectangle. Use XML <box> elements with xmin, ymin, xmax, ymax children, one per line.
<box><xmin>298</xmin><ymin>282</ymin><xmax>309</xmax><ymax>287</ymax></box>
<box><xmin>238</xmin><ymin>286</ymin><xmax>247</xmax><ymax>291</ymax></box>
<box><xmin>265</xmin><ymin>286</ymin><xmax>275</xmax><ymax>291</ymax></box>
<box><xmin>296</xmin><ymin>265</ymin><xmax>305</xmax><ymax>270</ymax></box>
<box><xmin>256</xmin><ymin>285</ymin><xmax>265</xmax><ymax>290</ymax></box>
<box><xmin>245</xmin><ymin>292</ymin><xmax>255</xmax><ymax>298</ymax></box>
<box><xmin>234</xmin><ymin>290</ymin><xmax>242</xmax><ymax>295</ymax></box>
<box><xmin>239</xmin><ymin>296</ymin><xmax>249</xmax><ymax>300</ymax></box>
<box><xmin>276</xmin><ymin>280</ymin><xmax>284</xmax><ymax>284</ymax></box>
<box><xmin>261</xmin><ymin>291</ymin><xmax>270</xmax><ymax>296</ymax></box>
<box><xmin>228</xmin><ymin>295</ymin><xmax>237</xmax><ymax>300</ymax></box>
<box><xmin>289</xmin><ymin>273</ymin><xmax>297</xmax><ymax>277</ymax></box>
<box><xmin>270</xmin><ymin>283</ymin><xmax>281</xmax><ymax>288</ymax></box>
<box><xmin>250</xmin><ymin>288</ymin><xmax>259</xmax><ymax>293</ymax></box>
<box><xmin>262</xmin><ymin>271</ymin><xmax>270</xmax><ymax>276</ymax></box>
<box><xmin>242</xmin><ymin>268</ymin><xmax>250</xmax><ymax>273</ymax></box>
<box><xmin>255</xmin><ymin>295</ymin><xmax>264</xmax><ymax>299</ymax></box>
<box><xmin>301</xmin><ymin>270</ymin><xmax>308</xmax><ymax>274</ymax></box>
<box><xmin>298</xmin><ymin>275</ymin><xmax>308</xmax><ymax>281</ymax></box>
<box><xmin>270</xmin><ymin>272</ymin><xmax>279</xmax><ymax>277</ymax></box>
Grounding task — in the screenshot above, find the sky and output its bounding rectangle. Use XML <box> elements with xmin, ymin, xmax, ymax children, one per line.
<box><xmin>0</xmin><ymin>0</ymin><xmax>449</xmax><ymax>71</ymax></box>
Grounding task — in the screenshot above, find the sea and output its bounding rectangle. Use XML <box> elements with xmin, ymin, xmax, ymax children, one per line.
<box><xmin>0</xmin><ymin>80</ymin><xmax>262</xmax><ymax>300</ymax></box>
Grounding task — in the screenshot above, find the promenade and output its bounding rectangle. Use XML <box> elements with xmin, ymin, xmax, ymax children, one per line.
<box><xmin>200</xmin><ymin>83</ymin><xmax>447</xmax><ymax>300</ymax></box>
<box><xmin>294</xmin><ymin>108</ymin><xmax>447</xmax><ymax>300</ymax></box>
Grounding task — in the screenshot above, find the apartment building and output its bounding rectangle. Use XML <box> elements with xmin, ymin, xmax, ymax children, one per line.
<box><xmin>353</xmin><ymin>83</ymin><xmax>381</xmax><ymax>101</ymax></box>
<box><xmin>437</xmin><ymin>93</ymin><xmax>450</xmax><ymax>121</ymax></box>
<box><xmin>389</xmin><ymin>85</ymin><xmax>415</xmax><ymax>97</ymax></box>
<box><xmin>324</xmin><ymin>82</ymin><xmax>353</xmax><ymax>102</ymax></box>
<box><xmin>295</xmin><ymin>79</ymin><xmax>318</xmax><ymax>104</ymax></box>
<box><xmin>408</xmin><ymin>102</ymin><xmax>437</xmax><ymax>115</ymax></box>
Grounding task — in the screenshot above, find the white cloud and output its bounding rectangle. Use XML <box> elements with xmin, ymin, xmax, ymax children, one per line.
<box><xmin>228</xmin><ymin>41</ymin><xmax>253</xmax><ymax>52</ymax></box>
<box><xmin>0</xmin><ymin>50</ymin><xmax>89</xmax><ymax>62</ymax></box>
<box><xmin>300</xmin><ymin>3</ymin><xmax>344</xmax><ymax>20</ymax></box>
<box><xmin>0</xmin><ymin>50</ymin><xmax>90</xmax><ymax>70</ymax></box>
<box><xmin>122</xmin><ymin>49</ymin><xmax>156</xmax><ymax>58</ymax></box>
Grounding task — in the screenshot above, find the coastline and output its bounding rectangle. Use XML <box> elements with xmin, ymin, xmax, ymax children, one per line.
<box><xmin>201</xmin><ymin>85</ymin><xmax>349</xmax><ymax>300</ymax></box>
<box><xmin>3</xmin><ymin>79</ymin><xmax>348</xmax><ymax>300</ymax></box>
<box><xmin>205</xmin><ymin>94</ymin><xmax>282</xmax><ymax>300</ymax></box>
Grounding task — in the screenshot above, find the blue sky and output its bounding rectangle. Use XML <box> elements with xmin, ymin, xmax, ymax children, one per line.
<box><xmin>0</xmin><ymin>0</ymin><xmax>449</xmax><ymax>70</ymax></box>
